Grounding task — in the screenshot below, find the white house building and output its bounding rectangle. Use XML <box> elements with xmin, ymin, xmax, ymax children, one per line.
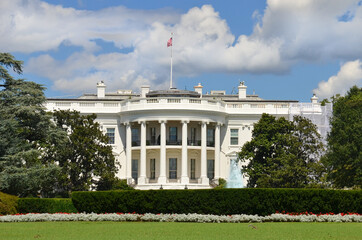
<box><xmin>45</xmin><ymin>81</ymin><xmax>332</xmax><ymax>190</ymax></box>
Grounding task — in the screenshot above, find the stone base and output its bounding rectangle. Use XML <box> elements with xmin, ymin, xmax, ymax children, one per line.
<box><xmin>180</xmin><ymin>176</ymin><xmax>190</xmax><ymax>184</ymax></box>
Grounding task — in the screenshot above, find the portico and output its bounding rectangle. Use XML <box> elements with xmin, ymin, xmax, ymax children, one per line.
<box><xmin>124</xmin><ymin>119</ymin><xmax>222</xmax><ymax>189</ymax></box>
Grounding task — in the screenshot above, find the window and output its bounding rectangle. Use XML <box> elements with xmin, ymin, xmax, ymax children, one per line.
<box><xmin>150</xmin><ymin>127</ymin><xmax>156</xmax><ymax>145</ymax></box>
<box><xmin>169</xmin><ymin>127</ymin><xmax>177</xmax><ymax>143</ymax></box>
<box><xmin>169</xmin><ymin>158</ymin><xmax>177</xmax><ymax>179</ymax></box>
<box><xmin>207</xmin><ymin>128</ymin><xmax>215</xmax><ymax>147</ymax></box>
<box><xmin>132</xmin><ymin>128</ymin><xmax>139</xmax><ymax>146</ymax></box>
<box><xmin>150</xmin><ymin>158</ymin><xmax>155</xmax><ymax>180</ymax></box>
<box><xmin>190</xmin><ymin>127</ymin><xmax>196</xmax><ymax>145</ymax></box>
<box><xmin>190</xmin><ymin>159</ymin><xmax>196</xmax><ymax>180</ymax></box>
<box><xmin>230</xmin><ymin>129</ymin><xmax>239</xmax><ymax>145</ymax></box>
<box><xmin>132</xmin><ymin>159</ymin><xmax>138</xmax><ymax>184</ymax></box>
<box><xmin>207</xmin><ymin>159</ymin><xmax>215</xmax><ymax>180</ymax></box>
<box><xmin>106</xmin><ymin>128</ymin><xmax>115</xmax><ymax>144</ymax></box>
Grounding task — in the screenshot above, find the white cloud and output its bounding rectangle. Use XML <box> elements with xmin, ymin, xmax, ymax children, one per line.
<box><xmin>313</xmin><ymin>59</ymin><xmax>362</xmax><ymax>98</ymax></box>
<box><xmin>1</xmin><ymin>0</ymin><xmax>362</xmax><ymax>95</ymax></box>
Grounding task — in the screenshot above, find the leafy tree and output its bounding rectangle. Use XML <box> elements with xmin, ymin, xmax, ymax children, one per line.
<box><xmin>239</xmin><ymin>113</ymin><xmax>325</xmax><ymax>188</ymax></box>
<box><xmin>0</xmin><ymin>53</ymin><xmax>61</xmax><ymax>197</ymax></box>
<box><xmin>323</xmin><ymin>86</ymin><xmax>361</xmax><ymax>188</ymax></box>
<box><xmin>52</xmin><ymin>110</ymin><xmax>118</xmax><ymax>192</ymax></box>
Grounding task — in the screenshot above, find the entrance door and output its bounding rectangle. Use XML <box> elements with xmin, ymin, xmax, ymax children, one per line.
<box><xmin>132</xmin><ymin>159</ymin><xmax>139</xmax><ymax>183</ymax></box>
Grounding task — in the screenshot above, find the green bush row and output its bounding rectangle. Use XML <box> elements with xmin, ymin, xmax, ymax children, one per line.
<box><xmin>72</xmin><ymin>189</ymin><xmax>362</xmax><ymax>216</ymax></box>
<box><xmin>18</xmin><ymin>198</ymin><xmax>78</xmax><ymax>213</ymax></box>
<box><xmin>0</xmin><ymin>192</ymin><xmax>18</xmax><ymax>215</ymax></box>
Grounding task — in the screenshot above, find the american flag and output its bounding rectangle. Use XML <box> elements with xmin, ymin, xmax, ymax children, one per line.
<box><xmin>167</xmin><ymin>37</ymin><xmax>172</xmax><ymax>47</ymax></box>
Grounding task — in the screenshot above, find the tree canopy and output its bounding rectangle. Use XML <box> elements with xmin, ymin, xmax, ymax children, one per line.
<box><xmin>52</xmin><ymin>110</ymin><xmax>118</xmax><ymax>193</ymax></box>
<box><xmin>0</xmin><ymin>53</ymin><xmax>61</xmax><ymax>197</ymax></box>
<box><xmin>0</xmin><ymin>53</ymin><xmax>119</xmax><ymax>196</ymax></box>
<box><xmin>323</xmin><ymin>86</ymin><xmax>361</xmax><ymax>188</ymax></box>
<box><xmin>239</xmin><ymin>114</ymin><xmax>325</xmax><ymax>188</ymax></box>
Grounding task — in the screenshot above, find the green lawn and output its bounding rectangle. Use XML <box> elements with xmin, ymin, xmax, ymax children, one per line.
<box><xmin>0</xmin><ymin>222</ymin><xmax>361</xmax><ymax>240</ymax></box>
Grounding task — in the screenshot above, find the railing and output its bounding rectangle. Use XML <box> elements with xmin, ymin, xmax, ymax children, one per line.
<box><xmin>146</xmin><ymin>140</ymin><xmax>159</xmax><ymax>146</ymax></box>
<box><xmin>166</xmin><ymin>140</ymin><xmax>182</xmax><ymax>145</ymax></box>
<box><xmin>207</xmin><ymin>141</ymin><xmax>215</xmax><ymax>147</ymax></box>
<box><xmin>188</xmin><ymin>140</ymin><xmax>201</xmax><ymax>146</ymax></box>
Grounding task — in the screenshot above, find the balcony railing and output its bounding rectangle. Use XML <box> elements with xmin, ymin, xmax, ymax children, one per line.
<box><xmin>131</xmin><ymin>139</ymin><xmax>215</xmax><ymax>147</ymax></box>
<box><xmin>166</xmin><ymin>140</ymin><xmax>182</xmax><ymax>145</ymax></box>
<box><xmin>207</xmin><ymin>141</ymin><xmax>215</xmax><ymax>147</ymax></box>
<box><xmin>187</xmin><ymin>140</ymin><xmax>201</xmax><ymax>146</ymax></box>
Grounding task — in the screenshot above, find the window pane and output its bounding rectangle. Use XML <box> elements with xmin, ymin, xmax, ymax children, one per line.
<box><xmin>190</xmin><ymin>159</ymin><xmax>195</xmax><ymax>180</ymax></box>
<box><xmin>106</xmin><ymin>128</ymin><xmax>115</xmax><ymax>144</ymax></box>
<box><xmin>132</xmin><ymin>159</ymin><xmax>138</xmax><ymax>183</ymax></box>
<box><xmin>230</xmin><ymin>129</ymin><xmax>238</xmax><ymax>145</ymax></box>
<box><xmin>132</xmin><ymin>128</ymin><xmax>139</xmax><ymax>146</ymax></box>
<box><xmin>169</xmin><ymin>127</ymin><xmax>177</xmax><ymax>142</ymax></box>
<box><xmin>207</xmin><ymin>159</ymin><xmax>214</xmax><ymax>179</ymax></box>
<box><xmin>169</xmin><ymin>158</ymin><xmax>177</xmax><ymax>179</ymax></box>
<box><xmin>150</xmin><ymin>159</ymin><xmax>155</xmax><ymax>180</ymax></box>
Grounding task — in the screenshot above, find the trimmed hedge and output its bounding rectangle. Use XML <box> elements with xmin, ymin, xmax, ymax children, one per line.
<box><xmin>72</xmin><ymin>189</ymin><xmax>362</xmax><ymax>216</ymax></box>
<box><xmin>0</xmin><ymin>192</ymin><xmax>18</xmax><ymax>215</ymax></box>
<box><xmin>18</xmin><ymin>198</ymin><xmax>78</xmax><ymax>214</ymax></box>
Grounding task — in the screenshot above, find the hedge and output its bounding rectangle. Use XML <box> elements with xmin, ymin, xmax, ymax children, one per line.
<box><xmin>18</xmin><ymin>198</ymin><xmax>78</xmax><ymax>214</ymax></box>
<box><xmin>0</xmin><ymin>192</ymin><xmax>18</xmax><ymax>215</ymax></box>
<box><xmin>72</xmin><ymin>188</ymin><xmax>362</xmax><ymax>216</ymax></box>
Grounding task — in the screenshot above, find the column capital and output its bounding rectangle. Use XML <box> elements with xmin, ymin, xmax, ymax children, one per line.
<box><xmin>201</xmin><ymin>120</ymin><xmax>209</xmax><ymax>125</ymax></box>
<box><xmin>216</xmin><ymin>122</ymin><xmax>223</xmax><ymax>126</ymax></box>
<box><xmin>158</xmin><ymin>119</ymin><xmax>167</xmax><ymax>124</ymax></box>
<box><xmin>138</xmin><ymin>120</ymin><xmax>146</xmax><ymax>124</ymax></box>
<box><xmin>123</xmin><ymin>121</ymin><xmax>130</xmax><ymax>126</ymax></box>
<box><xmin>181</xmin><ymin>120</ymin><xmax>190</xmax><ymax>124</ymax></box>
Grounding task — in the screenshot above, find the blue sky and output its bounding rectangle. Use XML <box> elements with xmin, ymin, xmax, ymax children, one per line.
<box><xmin>1</xmin><ymin>0</ymin><xmax>362</xmax><ymax>101</ymax></box>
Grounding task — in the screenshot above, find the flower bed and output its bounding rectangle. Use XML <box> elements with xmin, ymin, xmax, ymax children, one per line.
<box><xmin>0</xmin><ymin>212</ymin><xmax>361</xmax><ymax>223</ymax></box>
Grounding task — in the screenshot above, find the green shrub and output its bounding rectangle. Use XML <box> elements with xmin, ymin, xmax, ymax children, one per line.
<box><xmin>18</xmin><ymin>198</ymin><xmax>78</xmax><ymax>213</ymax></box>
<box><xmin>72</xmin><ymin>189</ymin><xmax>362</xmax><ymax>216</ymax></box>
<box><xmin>0</xmin><ymin>192</ymin><xmax>18</xmax><ymax>215</ymax></box>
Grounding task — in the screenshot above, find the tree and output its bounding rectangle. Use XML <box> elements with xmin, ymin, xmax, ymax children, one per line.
<box><xmin>52</xmin><ymin>110</ymin><xmax>118</xmax><ymax>192</ymax></box>
<box><xmin>0</xmin><ymin>53</ymin><xmax>61</xmax><ymax>197</ymax></box>
<box><xmin>239</xmin><ymin>113</ymin><xmax>325</xmax><ymax>188</ymax></box>
<box><xmin>323</xmin><ymin>86</ymin><xmax>361</xmax><ymax>188</ymax></box>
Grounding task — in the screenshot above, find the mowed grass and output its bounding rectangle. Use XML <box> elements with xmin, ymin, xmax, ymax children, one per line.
<box><xmin>0</xmin><ymin>222</ymin><xmax>361</xmax><ymax>240</ymax></box>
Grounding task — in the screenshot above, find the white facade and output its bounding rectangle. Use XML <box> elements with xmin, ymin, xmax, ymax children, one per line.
<box><xmin>45</xmin><ymin>82</ymin><xmax>331</xmax><ymax>190</ymax></box>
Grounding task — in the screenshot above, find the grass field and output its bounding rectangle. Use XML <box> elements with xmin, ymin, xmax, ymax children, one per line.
<box><xmin>0</xmin><ymin>222</ymin><xmax>361</xmax><ymax>240</ymax></box>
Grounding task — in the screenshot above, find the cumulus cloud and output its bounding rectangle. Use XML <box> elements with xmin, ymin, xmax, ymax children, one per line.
<box><xmin>1</xmin><ymin>0</ymin><xmax>362</xmax><ymax>94</ymax></box>
<box><xmin>313</xmin><ymin>59</ymin><xmax>362</xmax><ymax>98</ymax></box>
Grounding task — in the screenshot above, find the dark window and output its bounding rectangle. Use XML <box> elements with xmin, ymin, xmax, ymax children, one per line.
<box><xmin>132</xmin><ymin>159</ymin><xmax>138</xmax><ymax>183</ymax></box>
<box><xmin>169</xmin><ymin>158</ymin><xmax>177</xmax><ymax>179</ymax></box>
<box><xmin>169</xmin><ymin>127</ymin><xmax>177</xmax><ymax>143</ymax></box>
<box><xmin>207</xmin><ymin>128</ymin><xmax>215</xmax><ymax>147</ymax></box>
<box><xmin>150</xmin><ymin>158</ymin><xmax>155</xmax><ymax>180</ymax></box>
<box><xmin>132</xmin><ymin>128</ymin><xmax>139</xmax><ymax>146</ymax></box>
<box><xmin>207</xmin><ymin>159</ymin><xmax>215</xmax><ymax>180</ymax></box>
<box><xmin>150</xmin><ymin>127</ymin><xmax>156</xmax><ymax>145</ymax></box>
<box><xmin>190</xmin><ymin>159</ymin><xmax>196</xmax><ymax>180</ymax></box>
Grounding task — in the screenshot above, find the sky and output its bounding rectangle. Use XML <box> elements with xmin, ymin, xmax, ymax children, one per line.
<box><xmin>1</xmin><ymin>0</ymin><xmax>362</xmax><ymax>101</ymax></box>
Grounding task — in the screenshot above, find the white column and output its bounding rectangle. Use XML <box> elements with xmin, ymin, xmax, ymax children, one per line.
<box><xmin>200</xmin><ymin>121</ymin><xmax>209</xmax><ymax>184</ymax></box>
<box><xmin>181</xmin><ymin>120</ymin><xmax>189</xmax><ymax>184</ymax></box>
<box><xmin>214</xmin><ymin>123</ymin><xmax>221</xmax><ymax>180</ymax></box>
<box><xmin>126</xmin><ymin>122</ymin><xmax>132</xmax><ymax>184</ymax></box>
<box><xmin>158</xmin><ymin>120</ymin><xmax>167</xmax><ymax>184</ymax></box>
<box><xmin>138</xmin><ymin>121</ymin><xmax>146</xmax><ymax>184</ymax></box>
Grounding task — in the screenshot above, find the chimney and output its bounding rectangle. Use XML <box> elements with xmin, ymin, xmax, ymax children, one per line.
<box><xmin>311</xmin><ymin>94</ymin><xmax>318</xmax><ymax>104</ymax></box>
<box><xmin>97</xmin><ymin>81</ymin><xmax>106</xmax><ymax>98</ymax></box>
<box><xmin>194</xmin><ymin>83</ymin><xmax>203</xmax><ymax>97</ymax></box>
<box><xmin>141</xmin><ymin>85</ymin><xmax>150</xmax><ymax>98</ymax></box>
<box><xmin>238</xmin><ymin>81</ymin><xmax>247</xmax><ymax>99</ymax></box>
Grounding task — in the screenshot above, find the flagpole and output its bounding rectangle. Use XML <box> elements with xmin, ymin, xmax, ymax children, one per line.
<box><xmin>170</xmin><ymin>33</ymin><xmax>173</xmax><ymax>89</ymax></box>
